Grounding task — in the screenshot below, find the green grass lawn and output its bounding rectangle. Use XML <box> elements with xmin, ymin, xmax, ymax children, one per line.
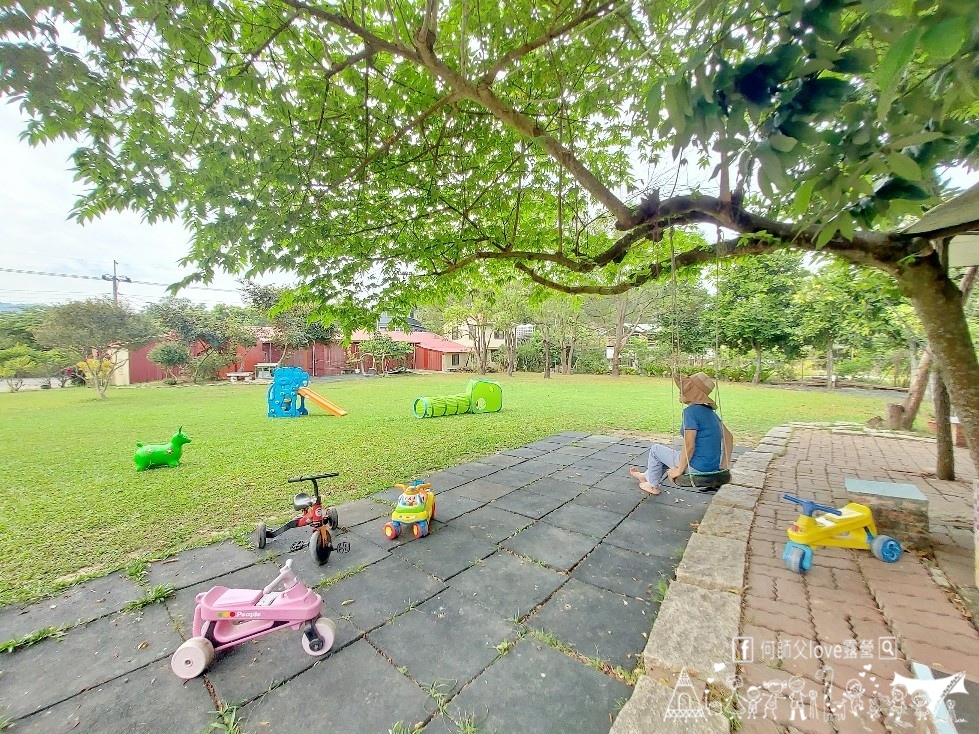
<box><xmin>0</xmin><ymin>372</ymin><xmax>900</xmax><ymax>605</ymax></box>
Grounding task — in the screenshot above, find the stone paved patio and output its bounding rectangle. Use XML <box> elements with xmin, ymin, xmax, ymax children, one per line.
<box><xmin>0</xmin><ymin>432</ymin><xmax>731</xmax><ymax>734</ymax></box>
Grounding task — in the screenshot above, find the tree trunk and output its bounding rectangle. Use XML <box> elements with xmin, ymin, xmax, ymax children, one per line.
<box><xmin>933</xmin><ymin>369</ymin><xmax>955</xmax><ymax>480</ymax></box>
<box><xmin>505</xmin><ymin>330</ymin><xmax>516</xmax><ymax>376</ymax></box>
<box><xmin>900</xmin><ymin>265</ymin><xmax>976</xmax><ymax>430</ymax></box>
<box><xmin>900</xmin><ymin>348</ymin><xmax>932</xmax><ymax>430</ymax></box>
<box><xmin>752</xmin><ymin>343</ymin><xmax>762</xmax><ymax>384</ymax></box>
<box><xmin>899</xmin><ymin>257</ymin><xmax>979</xmax><ymax>477</ymax></box>
<box><xmin>826</xmin><ymin>341</ymin><xmax>835</xmax><ymax>389</ymax></box>
<box><xmin>543</xmin><ymin>337</ymin><xmax>551</xmax><ymax>379</ymax></box>
<box><xmin>611</xmin><ymin>296</ymin><xmax>627</xmax><ymax>377</ymax></box>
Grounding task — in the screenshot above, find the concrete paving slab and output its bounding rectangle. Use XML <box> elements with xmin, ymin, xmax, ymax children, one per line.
<box><xmin>415</xmin><ymin>470</ymin><xmax>473</xmax><ymax>492</ymax></box>
<box><xmin>478</xmin><ymin>454</ymin><xmax>528</xmax><ymax>469</ymax></box>
<box><xmin>572</xmin><ymin>456</ymin><xmax>629</xmax><ymax>473</ymax></box>
<box><xmin>0</xmin><ymin>603</ymin><xmax>181</xmax><ymax>720</ymax></box>
<box><xmin>526</xmin><ymin>452</ymin><xmax>574</xmax><ymax>467</ymax></box>
<box><xmin>552</xmin><ymin>431</ymin><xmax>591</xmax><ymax>441</ymax></box>
<box><xmin>270</xmin><ymin>526</ymin><xmax>390</xmax><ymax>584</ymax></box>
<box><xmin>422</xmin><ymin>492</ymin><xmax>481</xmax><ymax>522</ymax></box>
<box><xmin>447</xmin><ymin>638</ymin><xmax>631</xmax><ymax>734</ymax></box>
<box><xmin>334</xmin><ymin>497</ymin><xmax>389</xmax><ymax>527</ymax></box>
<box><xmin>573</xmin><ymin>435</ymin><xmax>619</xmax><ymax>447</ymax></box>
<box><xmin>550</xmin><ymin>466</ymin><xmax>610</xmax><ymax>487</ymax></box>
<box><xmin>448</xmin><ymin>551</ymin><xmax>566</xmax><ymax>620</ymax></box>
<box><xmin>502</xmin><ymin>522</ymin><xmax>599</xmax><ymax>572</ymax></box>
<box><xmin>604</xmin><ymin>516</ymin><xmax>693</xmax><ymax>557</ymax></box>
<box><xmin>550</xmin><ymin>445</ymin><xmax>600</xmax><ymax>460</ymax></box>
<box><xmin>352</xmin><ymin>516</ymin><xmax>444</xmax><ymax>550</ymax></box>
<box><xmin>483</xmin><ymin>467</ymin><xmax>539</xmax><ymax>489</ymax></box>
<box><xmin>572</xmin><ymin>542</ymin><xmax>676</xmax><ymax>601</ymax></box>
<box><xmin>204</xmin><ymin>613</ymin><xmax>363</xmax><ymax>706</ymax></box>
<box><xmin>368</xmin><ymin>588</ymin><xmax>520</xmax><ymax>693</ymax></box>
<box><xmin>521</xmin><ymin>439</ymin><xmax>570</xmax><ymax>451</ymax></box>
<box><xmin>630</xmin><ymin>500</ymin><xmax>709</xmax><ymax>531</ymax></box>
<box><xmin>10</xmin><ymin>658</ymin><xmax>214</xmax><ymax>734</ymax></box>
<box><xmin>238</xmin><ymin>639</ymin><xmax>431</xmax><ymax>734</ymax></box>
<box><xmin>499</xmin><ymin>446</ymin><xmax>550</xmax><ymax>459</ymax></box>
<box><xmin>572</xmin><ymin>486</ymin><xmax>643</xmax><ymax>516</ymax></box>
<box><xmin>319</xmin><ymin>556</ymin><xmax>446</xmax><ymax>633</ymax></box>
<box><xmin>491</xmin><ymin>487</ymin><xmax>575</xmax><ymax>519</ymax></box>
<box><xmin>144</xmin><ymin>540</ymin><xmax>260</xmax><ymax>591</ymax></box>
<box><xmin>0</xmin><ymin>571</ymin><xmax>143</xmax><ymax>642</ymax></box>
<box><xmin>594</xmin><ymin>473</ymin><xmax>645</xmax><ymax>493</ymax></box>
<box><xmin>392</xmin><ymin>525</ymin><xmax>497</xmax><ymax>581</ymax></box>
<box><xmin>450</xmin><ymin>478</ymin><xmax>518</xmax><ymax>503</ymax></box>
<box><xmin>441</xmin><ymin>461</ymin><xmax>501</xmax><ymax>480</ymax></box>
<box><xmin>449</xmin><ymin>505</ymin><xmax>534</xmax><ymax>545</ymax></box>
<box><xmin>527</xmin><ymin>578</ymin><xmax>657</xmax><ymax>669</ymax></box>
<box><xmin>504</xmin><ymin>460</ymin><xmax>562</xmax><ymax>479</ymax></box>
<box><xmin>521</xmin><ymin>476</ymin><xmax>587</xmax><ymax>501</ymax></box>
<box><xmin>544</xmin><ymin>503</ymin><xmax>623</xmax><ymax>539</ymax></box>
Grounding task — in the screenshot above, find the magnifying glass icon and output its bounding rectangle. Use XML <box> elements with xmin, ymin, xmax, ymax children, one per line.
<box><xmin>879</xmin><ymin>637</ymin><xmax>897</xmax><ymax>659</ymax></box>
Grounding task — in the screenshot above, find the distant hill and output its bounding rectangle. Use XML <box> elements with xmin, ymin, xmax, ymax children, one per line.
<box><xmin>0</xmin><ymin>303</ymin><xmax>34</xmax><ymax>313</ymax></box>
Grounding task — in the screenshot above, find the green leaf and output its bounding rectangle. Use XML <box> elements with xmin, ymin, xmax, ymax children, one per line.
<box><xmin>920</xmin><ymin>18</ymin><xmax>967</xmax><ymax>60</ymax></box>
<box><xmin>769</xmin><ymin>133</ymin><xmax>798</xmax><ymax>153</ymax></box>
<box><xmin>889</xmin><ymin>131</ymin><xmax>945</xmax><ymax>148</ymax></box>
<box><xmin>791</xmin><ymin>178</ymin><xmax>816</xmax><ymax>216</ymax></box>
<box><xmin>886</xmin><ymin>152</ymin><xmax>922</xmax><ymax>181</ymax></box>
<box><xmin>815</xmin><ymin>222</ymin><xmax>838</xmax><ymax>248</ymax></box>
<box><xmin>876</xmin><ymin>28</ymin><xmax>922</xmax><ymax>120</ymax></box>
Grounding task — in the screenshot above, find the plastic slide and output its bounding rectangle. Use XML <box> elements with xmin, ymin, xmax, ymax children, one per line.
<box><xmin>297</xmin><ymin>387</ymin><xmax>348</xmax><ymax>417</ymax></box>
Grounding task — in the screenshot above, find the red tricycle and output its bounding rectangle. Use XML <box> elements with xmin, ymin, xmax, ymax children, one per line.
<box><xmin>257</xmin><ymin>473</ymin><xmax>340</xmax><ymax>565</ymax></box>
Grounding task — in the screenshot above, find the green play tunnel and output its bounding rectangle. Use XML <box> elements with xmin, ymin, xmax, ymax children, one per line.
<box><xmin>413</xmin><ymin>379</ymin><xmax>503</xmax><ymax>418</ymax></box>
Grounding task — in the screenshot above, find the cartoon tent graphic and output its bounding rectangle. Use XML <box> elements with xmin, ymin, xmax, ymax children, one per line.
<box><xmin>665</xmin><ymin>667</ymin><xmax>707</xmax><ymax>722</ymax></box>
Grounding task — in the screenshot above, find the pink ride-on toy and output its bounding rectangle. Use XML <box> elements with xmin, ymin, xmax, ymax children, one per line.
<box><xmin>170</xmin><ymin>559</ymin><xmax>337</xmax><ymax>680</ymax></box>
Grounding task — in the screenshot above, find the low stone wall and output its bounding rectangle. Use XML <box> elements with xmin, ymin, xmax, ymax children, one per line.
<box><xmin>610</xmin><ymin>427</ymin><xmax>790</xmax><ymax>733</ymax></box>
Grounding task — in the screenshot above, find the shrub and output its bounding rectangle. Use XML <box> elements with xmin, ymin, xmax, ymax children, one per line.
<box><xmin>147</xmin><ymin>341</ymin><xmax>191</xmax><ymax>380</ymax></box>
<box><xmin>573</xmin><ymin>348</ymin><xmax>610</xmax><ymax>374</ymax></box>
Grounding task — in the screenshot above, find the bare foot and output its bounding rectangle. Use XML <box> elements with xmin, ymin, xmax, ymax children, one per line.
<box><xmin>629</xmin><ymin>467</ymin><xmax>644</xmax><ymax>481</ymax></box>
<box><xmin>639</xmin><ymin>481</ymin><xmax>661</xmax><ymax>495</ymax></box>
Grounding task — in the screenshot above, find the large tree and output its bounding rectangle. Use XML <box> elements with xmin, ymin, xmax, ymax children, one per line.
<box><xmin>716</xmin><ymin>251</ymin><xmax>806</xmax><ymax>383</ymax></box>
<box><xmin>3</xmin><ymin>0</ymin><xmax>979</xmax><ymax>468</ymax></box>
<box><xmin>32</xmin><ymin>299</ymin><xmax>158</xmax><ymax>397</ymax></box>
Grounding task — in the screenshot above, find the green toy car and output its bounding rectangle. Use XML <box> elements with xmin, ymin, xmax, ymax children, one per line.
<box><xmin>384</xmin><ymin>481</ymin><xmax>436</xmax><ymax>540</ymax></box>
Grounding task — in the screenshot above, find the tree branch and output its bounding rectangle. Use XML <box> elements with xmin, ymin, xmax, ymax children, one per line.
<box><xmin>281</xmin><ymin>0</ymin><xmax>420</xmax><ymax>62</ymax></box>
<box><xmin>480</xmin><ymin>1</ymin><xmax>618</xmax><ymax>84</ymax></box>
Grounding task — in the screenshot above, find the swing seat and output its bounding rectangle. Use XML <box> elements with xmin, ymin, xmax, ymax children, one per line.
<box><xmin>668</xmin><ymin>469</ymin><xmax>731</xmax><ymax>490</ymax></box>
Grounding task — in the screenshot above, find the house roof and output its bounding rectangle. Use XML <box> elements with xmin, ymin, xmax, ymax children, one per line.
<box><xmin>904</xmin><ymin>183</ymin><xmax>979</xmax><ymax>267</ymax></box>
<box><xmin>350</xmin><ymin>330</ymin><xmax>471</xmax><ymax>354</ymax></box>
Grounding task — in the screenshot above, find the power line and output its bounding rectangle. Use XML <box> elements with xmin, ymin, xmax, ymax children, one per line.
<box><xmin>0</xmin><ymin>266</ymin><xmax>240</xmax><ymax>293</ymax></box>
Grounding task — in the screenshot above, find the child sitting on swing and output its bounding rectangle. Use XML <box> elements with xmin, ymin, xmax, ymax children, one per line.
<box><xmin>630</xmin><ymin>372</ymin><xmax>733</xmax><ymax>495</ymax></box>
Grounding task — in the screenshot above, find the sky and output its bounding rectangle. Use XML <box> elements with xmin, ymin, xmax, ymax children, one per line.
<box><xmin>0</xmin><ymin>103</ymin><xmax>245</xmax><ymax>310</ymax></box>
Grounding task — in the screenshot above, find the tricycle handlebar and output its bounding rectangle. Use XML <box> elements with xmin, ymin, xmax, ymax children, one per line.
<box><xmin>782</xmin><ymin>494</ymin><xmax>842</xmax><ymax>517</ymax></box>
<box><xmin>289</xmin><ymin>473</ymin><xmax>339</xmax><ymax>483</ymax></box>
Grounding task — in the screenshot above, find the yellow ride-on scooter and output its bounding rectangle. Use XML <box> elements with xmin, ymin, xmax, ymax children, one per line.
<box><xmin>781</xmin><ymin>494</ymin><xmax>902</xmax><ymax>574</ymax></box>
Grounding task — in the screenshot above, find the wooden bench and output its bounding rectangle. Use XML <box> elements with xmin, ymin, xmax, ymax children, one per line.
<box><xmin>227</xmin><ymin>372</ymin><xmax>252</xmax><ymax>382</ymax></box>
<box><xmin>844</xmin><ymin>478</ymin><xmax>930</xmax><ymax>551</ymax></box>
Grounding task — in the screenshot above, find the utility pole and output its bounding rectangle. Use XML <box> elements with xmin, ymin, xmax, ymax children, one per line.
<box><xmin>101</xmin><ymin>260</ymin><xmax>131</xmax><ymax>304</ymax></box>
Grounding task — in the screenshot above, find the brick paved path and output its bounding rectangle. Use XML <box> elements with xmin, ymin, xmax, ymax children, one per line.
<box><xmin>740</xmin><ymin>427</ymin><xmax>979</xmax><ymax>734</ymax></box>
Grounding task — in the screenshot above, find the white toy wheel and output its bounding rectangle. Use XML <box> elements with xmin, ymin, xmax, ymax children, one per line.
<box><xmin>301</xmin><ymin>617</ymin><xmax>337</xmax><ymax>657</ymax></box>
<box><xmin>171</xmin><ymin>637</ymin><xmax>215</xmax><ymax>680</ymax></box>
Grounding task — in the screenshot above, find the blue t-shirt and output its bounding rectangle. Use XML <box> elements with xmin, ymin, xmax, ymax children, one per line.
<box><xmin>681</xmin><ymin>404</ymin><xmax>723</xmax><ymax>473</ymax></box>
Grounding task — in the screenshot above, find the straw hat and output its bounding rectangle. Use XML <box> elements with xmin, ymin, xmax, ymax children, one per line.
<box><xmin>674</xmin><ymin>372</ymin><xmax>716</xmax><ymax>408</ymax></box>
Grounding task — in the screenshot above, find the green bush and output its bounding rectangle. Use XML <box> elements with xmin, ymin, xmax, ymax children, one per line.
<box><xmin>572</xmin><ymin>348</ymin><xmax>609</xmax><ymax>374</ymax></box>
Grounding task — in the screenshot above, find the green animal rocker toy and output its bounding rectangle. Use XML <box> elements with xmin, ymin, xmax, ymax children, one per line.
<box><xmin>134</xmin><ymin>427</ymin><xmax>192</xmax><ymax>471</ymax></box>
